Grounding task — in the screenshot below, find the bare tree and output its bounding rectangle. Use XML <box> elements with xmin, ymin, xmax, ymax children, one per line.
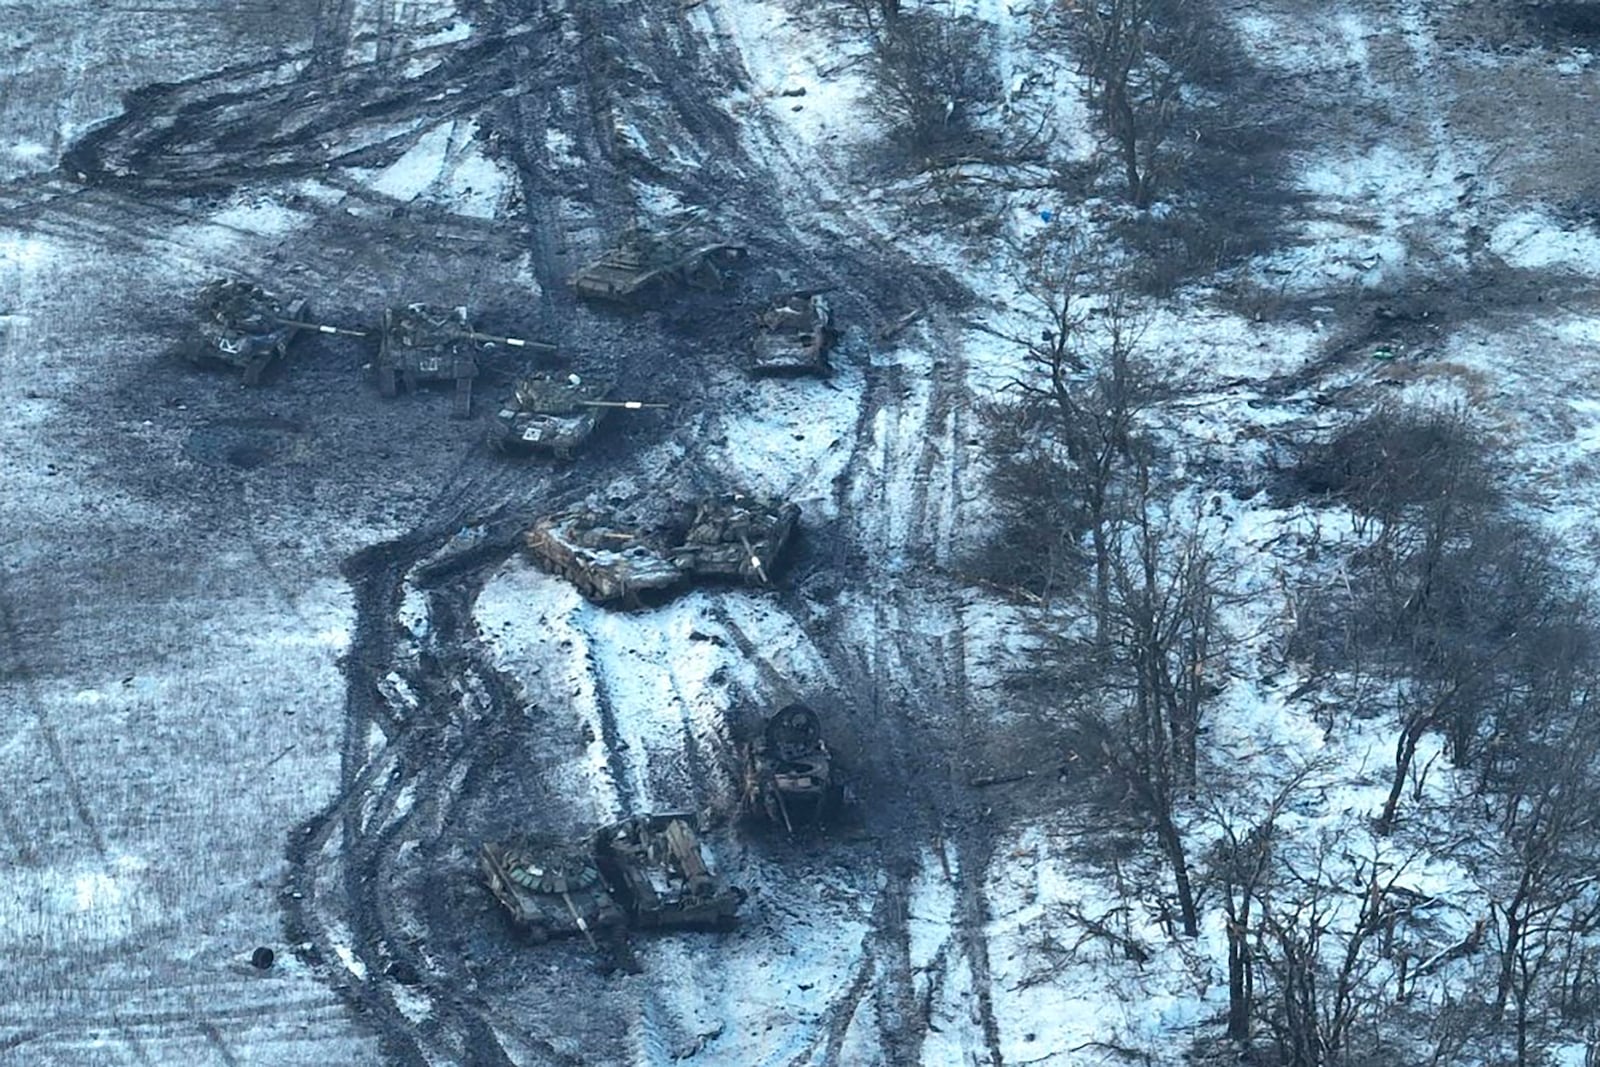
<box><xmin>1490</xmin><ymin>698</ymin><xmax>1600</xmax><ymax>1064</ymax></box>
<box><xmin>1061</xmin><ymin>480</ymin><xmax>1228</xmax><ymax>939</ymax></box>
<box><xmin>1253</xmin><ymin>839</ymin><xmax>1420</xmax><ymax>1066</ymax></box>
<box><xmin>993</xmin><ymin>239</ymin><xmax>1154</xmax><ymax>636</ymax></box>
<box><xmin>1073</xmin><ymin>0</ymin><xmax>1190</xmax><ymax>208</ymax></box>
<box><xmin>1206</xmin><ymin>765</ymin><xmax>1317</xmax><ymax>1042</ymax></box>
<box><xmin>871</xmin><ymin>10</ymin><xmax>999</xmax><ymax>161</ymax></box>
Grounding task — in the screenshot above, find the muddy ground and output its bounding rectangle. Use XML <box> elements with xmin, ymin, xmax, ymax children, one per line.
<box><xmin>8</xmin><ymin>0</ymin><xmax>1600</xmax><ymax>1064</ymax></box>
<box><xmin>2</xmin><ymin>1</ymin><xmax>1002</xmax><ymax>1063</ymax></box>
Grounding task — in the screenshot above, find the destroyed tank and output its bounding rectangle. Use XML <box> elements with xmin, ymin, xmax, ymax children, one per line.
<box><xmin>670</xmin><ymin>493</ymin><xmax>800</xmax><ymax>584</ymax></box>
<box><xmin>375</xmin><ymin>304</ymin><xmax>482</xmax><ymax>418</ymax></box>
<box><xmin>593</xmin><ymin>813</ymin><xmax>743</xmax><ymax>931</ymax></box>
<box><xmin>191</xmin><ymin>279</ymin><xmax>309</xmax><ymax>384</ymax></box>
<box><xmin>751</xmin><ymin>292</ymin><xmax>835</xmax><ymax>376</ymax></box>
<box><xmin>376</xmin><ymin>305</ymin><xmax>555</xmax><ymax>418</ymax></box>
<box><xmin>742</xmin><ymin>703</ymin><xmax>843</xmax><ymax>831</ymax></box>
<box><xmin>524</xmin><ymin>509</ymin><xmax>683</xmax><ymax>605</ymax></box>
<box><xmin>480</xmin><ymin>839</ymin><xmax>625</xmax><ymax>945</ymax></box>
<box><xmin>489</xmin><ymin>373</ymin><xmax>612</xmax><ymax>456</ymax></box>
<box><xmin>572</xmin><ymin>222</ymin><xmax>747</xmax><ymax>305</ymax></box>
<box><xmin>486</xmin><ymin>373</ymin><xmax>659</xmax><ymax>457</ymax></box>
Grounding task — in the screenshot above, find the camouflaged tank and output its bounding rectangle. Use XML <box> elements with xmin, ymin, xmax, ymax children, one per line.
<box><xmin>191</xmin><ymin>279</ymin><xmax>309</xmax><ymax>384</ymax></box>
<box><xmin>742</xmin><ymin>703</ymin><xmax>843</xmax><ymax>831</ymax></box>
<box><xmin>670</xmin><ymin>493</ymin><xmax>800</xmax><ymax>584</ymax></box>
<box><xmin>480</xmin><ymin>840</ymin><xmax>625</xmax><ymax>945</ymax></box>
<box><xmin>524</xmin><ymin>508</ymin><xmax>683</xmax><ymax>605</ymax></box>
<box><xmin>376</xmin><ymin>305</ymin><xmax>554</xmax><ymax>418</ymax></box>
<box><xmin>572</xmin><ymin>222</ymin><xmax>747</xmax><ymax>305</ymax></box>
<box><xmin>751</xmin><ymin>292</ymin><xmax>835</xmax><ymax>376</ymax></box>
<box><xmin>593</xmin><ymin>813</ymin><xmax>743</xmax><ymax>931</ymax></box>
<box><xmin>487</xmin><ymin>372</ymin><xmax>632</xmax><ymax>457</ymax></box>
<box><xmin>375</xmin><ymin>304</ymin><xmax>479</xmax><ymax>418</ymax></box>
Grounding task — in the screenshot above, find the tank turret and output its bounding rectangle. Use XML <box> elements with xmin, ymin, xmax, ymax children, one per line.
<box><xmin>480</xmin><ymin>839</ymin><xmax>624</xmax><ymax>946</ymax></box>
<box><xmin>670</xmin><ymin>492</ymin><xmax>800</xmax><ymax>584</ymax></box>
<box><xmin>488</xmin><ymin>373</ymin><xmax>664</xmax><ymax>457</ymax></box>
<box><xmin>741</xmin><ymin>704</ymin><xmax>845</xmax><ymax>831</ymax></box>
<box><xmin>376</xmin><ymin>305</ymin><xmax>554</xmax><ymax>419</ymax></box>
<box><xmin>572</xmin><ymin>220</ymin><xmax>746</xmax><ymax>305</ymax></box>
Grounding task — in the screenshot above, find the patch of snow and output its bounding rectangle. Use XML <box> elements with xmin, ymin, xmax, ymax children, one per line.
<box><xmin>208</xmin><ymin>197</ymin><xmax>312</xmax><ymax>238</ymax></box>
<box><xmin>333</xmin><ymin>941</ymin><xmax>368</xmax><ymax>980</ymax></box>
<box><xmin>362</xmin><ymin>119</ymin><xmax>515</xmax><ymax>218</ymax></box>
<box><xmin>1489</xmin><ymin>209</ymin><xmax>1600</xmax><ymax>274</ymax></box>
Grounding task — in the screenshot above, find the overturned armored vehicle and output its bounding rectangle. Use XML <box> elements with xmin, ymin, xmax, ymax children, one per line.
<box><xmin>191</xmin><ymin>279</ymin><xmax>309</xmax><ymax>384</ymax></box>
<box><xmin>480</xmin><ymin>839</ymin><xmax>625</xmax><ymax>945</ymax></box>
<box><xmin>751</xmin><ymin>292</ymin><xmax>835</xmax><ymax>376</ymax></box>
<box><xmin>742</xmin><ymin>703</ymin><xmax>844</xmax><ymax>831</ymax></box>
<box><xmin>572</xmin><ymin>223</ymin><xmax>747</xmax><ymax>305</ymax></box>
<box><xmin>524</xmin><ymin>509</ymin><xmax>683</xmax><ymax>605</ymax></box>
<box><xmin>593</xmin><ymin>814</ymin><xmax>743</xmax><ymax>931</ymax></box>
<box><xmin>671</xmin><ymin>493</ymin><xmax>800</xmax><ymax>584</ymax></box>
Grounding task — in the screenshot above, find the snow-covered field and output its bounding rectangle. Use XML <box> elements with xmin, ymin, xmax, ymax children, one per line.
<box><xmin>5</xmin><ymin>0</ymin><xmax>1600</xmax><ymax>1062</ymax></box>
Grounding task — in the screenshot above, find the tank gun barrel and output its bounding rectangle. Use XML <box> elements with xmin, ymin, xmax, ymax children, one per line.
<box><xmin>465</xmin><ymin>331</ymin><xmax>557</xmax><ymax>350</ymax></box>
<box><xmin>575</xmin><ymin>400</ymin><xmax>667</xmax><ymax>410</ymax></box>
<box><xmin>273</xmin><ymin>318</ymin><xmax>370</xmax><ymax>338</ymax></box>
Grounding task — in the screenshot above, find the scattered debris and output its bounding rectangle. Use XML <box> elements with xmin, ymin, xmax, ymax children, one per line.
<box><xmin>751</xmin><ymin>292</ymin><xmax>835</xmax><ymax>377</ymax></box>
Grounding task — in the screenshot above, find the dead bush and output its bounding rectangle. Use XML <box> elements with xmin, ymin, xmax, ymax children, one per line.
<box><xmin>871</xmin><ymin>10</ymin><xmax>1000</xmax><ymax>163</ymax></box>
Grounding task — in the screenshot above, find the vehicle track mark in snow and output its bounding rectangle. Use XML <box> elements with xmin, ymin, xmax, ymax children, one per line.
<box><xmin>0</xmin><ymin>577</ymin><xmax>109</xmax><ymax>860</ymax></box>
<box><xmin>588</xmin><ymin>642</ymin><xmax>644</xmax><ymax>813</ymax></box>
<box><xmin>705</xmin><ymin>602</ymin><xmax>802</xmax><ymax>699</ymax></box>
<box><xmin>197</xmin><ymin>1020</ymin><xmax>242</xmax><ymax>1067</ymax></box>
<box><xmin>310</xmin><ymin>0</ymin><xmax>361</xmax><ymax>72</ymax></box>
<box><xmin>115</xmin><ymin>1021</ymin><xmax>155</xmax><ymax>1066</ymax></box>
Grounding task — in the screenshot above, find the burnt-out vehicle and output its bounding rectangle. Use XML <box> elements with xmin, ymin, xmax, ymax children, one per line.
<box><xmin>670</xmin><ymin>493</ymin><xmax>800</xmax><ymax>585</ymax></box>
<box><xmin>572</xmin><ymin>222</ymin><xmax>746</xmax><ymax>305</ymax></box>
<box><xmin>523</xmin><ymin>509</ymin><xmax>683</xmax><ymax>605</ymax></box>
<box><xmin>741</xmin><ymin>703</ymin><xmax>844</xmax><ymax>831</ymax></box>
<box><xmin>593</xmin><ymin>813</ymin><xmax>743</xmax><ymax>931</ymax></box>
<box><xmin>750</xmin><ymin>292</ymin><xmax>835</xmax><ymax>376</ymax></box>
<box><xmin>190</xmin><ymin>279</ymin><xmax>311</xmax><ymax>384</ymax></box>
<box><xmin>479</xmin><ymin>839</ymin><xmax>625</xmax><ymax>946</ymax></box>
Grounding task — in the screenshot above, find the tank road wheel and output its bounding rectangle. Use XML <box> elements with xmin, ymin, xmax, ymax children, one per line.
<box><xmin>377</xmin><ymin>365</ymin><xmax>398</xmax><ymax>398</ymax></box>
<box><xmin>452</xmin><ymin>375</ymin><xmax>473</xmax><ymax>420</ymax></box>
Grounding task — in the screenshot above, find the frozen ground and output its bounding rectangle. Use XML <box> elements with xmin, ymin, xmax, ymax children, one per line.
<box><xmin>5</xmin><ymin>0</ymin><xmax>1600</xmax><ymax>1064</ymax></box>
